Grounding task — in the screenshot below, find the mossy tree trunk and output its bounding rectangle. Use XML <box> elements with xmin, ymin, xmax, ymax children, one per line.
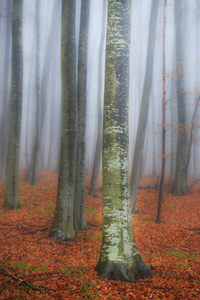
<box><xmin>171</xmin><ymin>0</ymin><xmax>187</xmax><ymax>195</ymax></box>
<box><xmin>74</xmin><ymin>0</ymin><xmax>90</xmax><ymax>230</ymax></box>
<box><xmin>3</xmin><ymin>0</ymin><xmax>23</xmax><ymax>210</ymax></box>
<box><xmin>49</xmin><ymin>0</ymin><xmax>77</xmax><ymax>241</ymax></box>
<box><xmin>130</xmin><ymin>0</ymin><xmax>159</xmax><ymax>213</ymax></box>
<box><xmin>95</xmin><ymin>0</ymin><xmax>152</xmax><ymax>281</ymax></box>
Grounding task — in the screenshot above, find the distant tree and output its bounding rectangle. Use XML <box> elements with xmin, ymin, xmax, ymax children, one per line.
<box><xmin>130</xmin><ymin>0</ymin><xmax>159</xmax><ymax>213</ymax></box>
<box><xmin>169</xmin><ymin>60</ymin><xmax>177</xmax><ymax>184</ymax></box>
<box><xmin>3</xmin><ymin>0</ymin><xmax>23</xmax><ymax>209</ymax></box>
<box><xmin>156</xmin><ymin>0</ymin><xmax>167</xmax><ymax>223</ymax></box>
<box><xmin>74</xmin><ymin>0</ymin><xmax>90</xmax><ymax>230</ymax></box>
<box><xmin>49</xmin><ymin>0</ymin><xmax>77</xmax><ymax>240</ymax></box>
<box><xmin>31</xmin><ymin>0</ymin><xmax>41</xmax><ymax>186</ymax></box>
<box><xmin>171</xmin><ymin>0</ymin><xmax>187</xmax><ymax>195</ymax></box>
<box><xmin>95</xmin><ymin>0</ymin><xmax>152</xmax><ymax>280</ymax></box>
<box><xmin>39</xmin><ymin>0</ymin><xmax>60</xmax><ymax>170</ymax></box>
<box><xmin>88</xmin><ymin>0</ymin><xmax>106</xmax><ymax>196</ymax></box>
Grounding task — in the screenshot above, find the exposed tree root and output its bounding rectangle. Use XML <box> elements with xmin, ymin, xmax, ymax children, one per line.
<box><xmin>95</xmin><ymin>255</ymin><xmax>153</xmax><ymax>281</ymax></box>
<box><xmin>49</xmin><ymin>229</ymin><xmax>75</xmax><ymax>241</ymax></box>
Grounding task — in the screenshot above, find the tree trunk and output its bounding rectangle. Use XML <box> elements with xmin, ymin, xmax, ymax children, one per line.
<box><xmin>171</xmin><ymin>0</ymin><xmax>187</xmax><ymax>195</ymax></box>
<box><xmin>49</xmin><ymin>0</ymin><xmax>77</xmax><ymax>241</ymax></box>
<box><xmin>156</xmin><ymin>0</ymin><xmax>167</xmax><ymax>223</ymax></box>
<box><xmin>95</xmin><ymin>0</ymin><xmax>152</xmax><ymax>281</ymax></box>
<box><xmin>0</xmin><ymin>1</ymin><xmax>12</xmax><ymax>181</ymax></box>
<box><xmin>88</xmin><ymin>0</ymin><xmax>106</xmax><ymax>196</ymax></box>
<box><xmin>31</xmin><ymin>0</ymin><xmax>41</xmax><ymax>186</ymax></box>
<box><xmin>74</xmin><ymin>0</ymin><xmax>90</xmax><ymax>230</ymax></box>
<box><xmin>130</xmin><ymin>0</ymin><xmax>159</xmax><ymax>212</ymax></box>
<box><xmin>3</xmin><ymin>0</ymin><xmax>23</xmax><ymax>210</ymax></box>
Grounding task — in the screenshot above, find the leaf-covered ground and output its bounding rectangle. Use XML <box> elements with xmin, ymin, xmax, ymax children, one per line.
<box><xmin>0</xmin><ymin>171</ymin><xmax>199</xmax><ymax>299</ymax></box>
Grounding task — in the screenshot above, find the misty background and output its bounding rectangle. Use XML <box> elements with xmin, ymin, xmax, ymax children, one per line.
<box><xmin>0</xmin><ymin>0</ymin><xmax>199</xmax><ymax>182</ymax></box>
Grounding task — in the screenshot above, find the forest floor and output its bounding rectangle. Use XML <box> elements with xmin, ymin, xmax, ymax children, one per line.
<box><xmin>0</xmin><ymin>171</ymin><xmax>199</xmax><ymax>299</ymax></box>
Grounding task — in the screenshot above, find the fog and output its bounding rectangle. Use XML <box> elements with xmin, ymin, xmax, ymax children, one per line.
<box><xmin>0</xmin><ymin>0</ymin><xmax>199</xmax><ymax>182</ymax></box>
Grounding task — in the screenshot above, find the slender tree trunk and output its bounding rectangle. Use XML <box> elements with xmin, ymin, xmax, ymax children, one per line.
<box><xmin>151</xmin><ymin>86</ymin><xmax>157</xmax><ymax>177</ymax></box>
<box><xmin>74</xmin><ymin>0</ymin><xmax>90</xmax><ymax>230</ymax></box>
<box><xmin>49</xmin><ymin>0</ymin><xmax>77</xmax><ymax>241</ymax></box>
<box><xmin>31</xmin><ymin>0</ymin><xmax>41</xmax><ymax>186</ymax></box>
<box><xmin>169</xmin><ymin>75</ymin><xmax>177</xmax><ymax>184</ymax></box>
<box><xmin>156</xmin><ymin>0</ymin><xmax>167</xmax><ymax>223</ymax></box>
<box><xmin>95</xmin><ymin>0</ymin><xmax>152</xmax><ymax>281</ymax></box>
<box><xmin>185</xmin><ymin>99</ymin><xmax>200</xmax><ymax>180</ymax></box>
<box><xmin>130</xmin><ymin>0</ymin><xmax>159</xmax><ymax>212</ymax></box>
<box><xmin>88</xmin><ymin>0</ymin><xmax>106</xmax><ymax>196</ymax></box>
<box><xmin>3</xmin><ymin>0</ymin><xmax>23</xmax><ymax>210</ymax></box>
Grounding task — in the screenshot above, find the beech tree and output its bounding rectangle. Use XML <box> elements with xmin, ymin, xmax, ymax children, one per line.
<box><xmin>0</xmin><ymin>1</ymin><xmax>12</xmax><ymax>181</ymax></box>
<box><xmin>3</xmin><ymin>0</ymin><xmax>23</xmax><ymax>210</ymax></box>
<box><xmin>156</xmin><ymin>0</ymin><xmax>167</xmax><ymax>223</ymax></box>
<box><xmin>95</xmin><ymin>0</ymin><xmax>152</xmax><ymax>281</ymax></box>
<box><xmin>30</xmin><ymin>0</ymin><xmax>41</xmax><ymax>186</ymax></box>
<box><xmin>130</xmin><ymin>0</ymin><xmax>159</xmax><ymax>213</ymax></box>
<box><xmin>88</xmin><ymin>0</ymin><xmax>106</xmax><ymax>197</ymax></box>
<box><xmin>171</xmin><ymin>0</ymin><xmax>187</xmax><ymax>195</ymax></box>
<box><xmin>49</xmin><ymin>0</ymin><xmax>77</xmax><ymax>240</ymax></box>
<box><xmin>74</xmin><ymin>0</ymin><xmax>90</xmax><ymax>230</ymax></box>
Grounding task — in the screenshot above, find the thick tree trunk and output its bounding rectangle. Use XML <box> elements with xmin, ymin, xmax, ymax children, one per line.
<box><xmin>3</xmin><ymin>0</ymin><xmax>23</xmax><ymax>210</ymax></box>
<box><xmin>130</xmin><ymin>0</ymin><xmax>159</xmax><ymax>212</ymax></box>
<box><xmin>0</xmin><ymin>1</ymin><xmax>12</xmax><ymax>181</ymax></box>
<box><xmin>95</xmin><ymin>0</ymin><xmax>152</xmax><ymax>281</ymax></box>
<box><xmin>74</xmin><ymin>0</ymin><xmax>90</xmax><ymax>230</ymax></box>
<box><xmin>49</xmin><ymin>0</ymin><xmax>77</xmax><ymax>241</ymax></box>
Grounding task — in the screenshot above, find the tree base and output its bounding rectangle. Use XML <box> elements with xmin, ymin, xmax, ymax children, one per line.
<box><xmin>132</xmin><ymin>208</ymin><xmax>140</xmax><ymax>214</ymax></box>
<box><xmin>2</xmin><ymin>202</ymin><xmax>22</xmax><ymax>210</ymax></box>
<box><xmin>95</xmin><ymin>255</ymin><xmax>153</xmax><ymax>281</ymax></box>
<box><xmin>49</xmin><ymin>229</ymin><xmax>75</xmax><ymax>241</ymax></box>
<box><xmin>88</xmin><ymin>189</ymin><xmax>95</xmax><ymax>197</ymax></box>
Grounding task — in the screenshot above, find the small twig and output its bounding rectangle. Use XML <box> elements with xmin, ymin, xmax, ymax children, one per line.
<box><xmin>183</xmin><ymin>227</ymin><xmax>200</xmax><ymax>231</ymax></box>
<box><xmin>138</xmin><ymin>185</ymin><xmax>157</xmax><ymax>190</ymax></box>
<box><xmin>0</xmin><ymin>269</ymin><xmax>44</xmax><ymax>294</ymax></box>
<box><xmin>19</xmin><ymin>271</ymin><xmax>60</xmax><ymax>279</ymax></box>
<box><xmin>0</xmin><ymin>227</ymin><xmax>49</xmax><ymax>240</ymax></box>
<box><xmin>87</xmin><ymin>222</ymin><xmax>102</xmax><ymax>229</ymax></box>
<box><xmin>138</xmin><ymin>193</ymin><xmax>150</xmax><ymax>208</ymax></box>
<box><xmin>188</xmin><ymin>179</ymin><xmax>200</xmax><ymax>188</ymax></box>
